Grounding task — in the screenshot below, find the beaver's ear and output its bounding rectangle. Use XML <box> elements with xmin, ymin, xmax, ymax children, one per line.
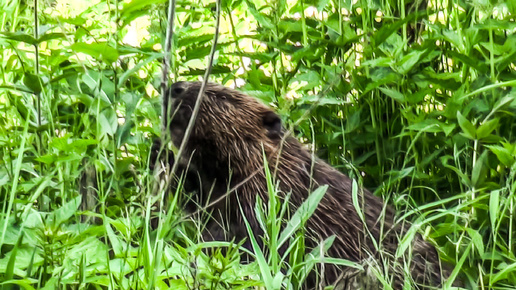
<box><xmin>263</xmin><ymin>111</ymin><xmax>283</xmax><ymax>139</ymax></box>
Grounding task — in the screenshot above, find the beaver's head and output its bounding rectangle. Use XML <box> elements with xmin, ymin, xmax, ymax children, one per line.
<box><xmin>164</xmin><ymin>81</ymin><xmax>283</xmax><ymax>166</ymax></box>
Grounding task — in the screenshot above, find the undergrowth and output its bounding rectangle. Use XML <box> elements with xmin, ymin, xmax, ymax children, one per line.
<box><xmin>1</xmin><ymin>0</ymin><xmax>516</xmax><ymax>289</ymax></box>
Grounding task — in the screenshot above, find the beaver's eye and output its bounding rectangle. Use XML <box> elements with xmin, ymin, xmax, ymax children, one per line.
<box><xmin>172</xmin><ymin>87</ymin><xmax>184</xmax><ymax>95</ymax></box>
<box><xmin>169</xmin><ymin>81</ymin><xmax>188</xmax><ymax>98</ymax></box>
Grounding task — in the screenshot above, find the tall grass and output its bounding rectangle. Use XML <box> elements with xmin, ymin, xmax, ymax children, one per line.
<box><xmin>1</xmin><ymin>0</ymin><xmax>515</xmax><ymax>288</ymax></box>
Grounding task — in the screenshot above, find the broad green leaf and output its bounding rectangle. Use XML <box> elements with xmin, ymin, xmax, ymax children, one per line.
<box><xmin>456</xmin><ymin>111</ymin><xmax>476</xmax><ymax>140</ymax></box>
<box><xmin>346</xmin><ymin>111</ymin><xmax>361</xmax><ymax>132</ymax></box>
<box><xmin>491</xmin><ymin>95</ymin><xmax>515</xmax><ymax>115</ymax></box>
<box><xmin>5</xmin><ymin>232</ymin><xmax>24</xmax><ymax>281</ymax></box>
<box><xmin>407</xmin><ymin>119</ymin><xmax>456</xmax><ymax>136</ymax></box>
<box><xmin>447</xmin><ymin>50</ymin><xmax>488</xmax><ymax>73</ymax></box>
<box><xmin>47</xmin><ymin>195</ymin><xmax>82</xmax><ymax>228</ymax></box>
<box><xmin>486</xmin><ymin>144</ymin><xmax>515</xmax><ymax>167</ymax></box>
<box><xmin>106</xmin><ymin>222</ymin><xmax>125</xmax><ymax>258</ymax></box>
<box><xmin>71</xmin><ymin>42</ymin><xmax>119</xmax><ymax>64</ymax></box>
<box><xmin>0</xmin><ymin>32</ymin><xmax>37</xmax><ymax>44</ymax></box>
<box><xmin>395</xmin><ymin>49</ymin><xmax>427</xmax><ymax>75</ymax></box>
<box><xmin>477</xmin><ymin>119</ymin><xmax>499</xmax><ymax>139</ymax></box>
<box><xmin>99</xmin><ymin>108</ymin><xmax>118</xmax><ymax>137</ymax></box>
<box><xmin>379</xmin><ymin>87</ymin><xmax>405</xmax><ymax>103</ymax></box>
<box><xmin>0</xmin><ymin>172</ymin><xmax>9</xmax><ymax>187</ymax></box>
<box><xmin>405</xmin><ymin>89</ymin><xmax>429</xmax><ymax>104</ymax></box>
<box><xmin>442</xmin><ymin>29</ymin><xmax>463</xmax><ymax>50</ymax></box>
<box><xmin>23</xmin><ymin>73</ymin><xmax>43</xmax><ymax>94</ymax></box>
<box><xmin>292</xmin><ymin>70</ymin><xmax>321</xmax><ymax>90</ymax></box>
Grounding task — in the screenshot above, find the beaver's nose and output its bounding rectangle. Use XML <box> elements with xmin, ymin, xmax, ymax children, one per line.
<box><xmin>169</xmin><ymin>81</ymin><xmax>189</xmax><ymax>98</ymax></box>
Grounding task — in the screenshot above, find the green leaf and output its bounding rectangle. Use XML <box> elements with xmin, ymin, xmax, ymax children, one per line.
<box><xmin>346</xmin><ymin>111</ymin><xmax>361</xmax><ymax>132</ymax></box>
<box><xmin>71</xmin><ymin>42</ymin><xmax>119</xmax><ymax>63</ymax></box>
<box><xmin>395</xmin><ymin>49</ymin><xmax>427</xmax><ymax>75</ymax></box>
<box><xmin>299</xmin><ymin>236</ymin><xmax>338</xmax><ymax>280</ymax></box>
<box><xmin>471</xmin><ymin>151</ymin><xmax>487</xmax><ymax>188</ymax></box>
<box><xmin>396</xmin><ymin>222</ymin><xmax>419</xmax><ymax>259</ymax></box>
<box><xmin>321</xmin><ymin>257</ymin><xmax>363</xmax><ymax>269</ymax></box>
<box><xmin>491</xmin><ymin>95</ymin><xmax>515</xmax><ymax>115</ymax></box>
<box><xmin>489</xmin><ymin>190</ymin><xmax>500</xmax><ymax>232</ymax></box>
<box><xmin>0</xmin><ymin>279</ymin><xmax>36</xmax><ymax>290</ymax></box>
<box><xmin>443</xmin><ymin>242</ymin><xmax>471</xmax><ymax>289</ymax></box>
<box><xmin>477</xmin><ymin>119</ymin><xmax>499</xmax><ymax>139</ymax></box>
<box><xmin>491</xmin><ymin>262</ymin><xmax>516</xmax><ymax>284</ymax></box>
<box><xmin>292</xmin><ymin>71</ymin><xmax>321</xmax><ymax>90</ymax></box>
<box><xmin>456</xmin><ymin>111</ymin><xmax>476</xmax><ymax>140</ymax></box>
<box><xmin>47</xmin><ymin>195</ymin><xmax>82</xmax><ymax>228</ymax></box>
<box><xmin>23</xmin><ymin>73</ymin><xmax>43</xmax><ymax>94</ymax></box>
<box><xmin>244</xmin><ymin>0</ymin><xmax>274</xmax><ymax>29</ymax></box>
<box><xmin>0</xmin><ymin>32</ymin><xmax>37</xmax><ymax>45</ymax></box>
<box><xmin>407</xmin><ymin>119</ymin><xmax>456</xmax><ymax>136</ymax></box>
<box><xmin>447</xmin><ymin>50</ymin><xmax>488</xmax><ymax>73</ymax></box>
<box><xmin>105</xmin><ymin>222</ymin><xmax>124</xmax><ymax>257</ymax></box>
<box><xmin>379</xmin><ymin>87</ymin><xmax>405</xmax><ymax>103</ymax></box>
<box><xmin>99</xmin><ymin>108</ymin><xmax>118</xmax><ymax>137</ymax></box>
<box><xmin>486</xmin><ymin>144</ymin><xmax>515</xmax><ymax>167</ymax></box>
<box><xmin>5</xmin><ymin>232</ymin><xmax>24</xmax><ymax>281</ymax></box>
<box><xmin>0</xmin><ymin>172</ymin><xmax>9</xmax><ymax>187</ymax></box>
<box><xmin>277</xmin><ymin>185</ymin><xmax>328</xmax><ymax>248</ymax></box>
<box><xmin>466</xmin><ymin>228</ymin><xmax>484</xmax><ymax>257</ymax></box>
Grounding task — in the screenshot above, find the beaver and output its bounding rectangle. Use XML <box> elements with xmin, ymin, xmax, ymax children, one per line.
<box><xmin>154</xmin><ymin>81</ymin><xmax>453</xmax><ymax>289</ymax></box>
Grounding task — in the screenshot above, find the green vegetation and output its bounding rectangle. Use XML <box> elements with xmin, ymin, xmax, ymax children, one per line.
<box><xmin>1</xmin><ymin>0</ymin><xmax>515</xmax><ymax>288</ymax></box>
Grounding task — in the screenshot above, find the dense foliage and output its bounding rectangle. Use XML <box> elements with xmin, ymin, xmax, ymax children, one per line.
<box><xmin>1</xmin><ymin>0</ymin><xmax>515</xmax><ymax>288</ymax></box>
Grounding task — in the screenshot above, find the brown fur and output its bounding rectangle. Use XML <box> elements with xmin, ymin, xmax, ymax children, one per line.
<box><xmin>158</xmin><ymin>81</ymin><xmax>453</xmax><ymax>289</ymax></box>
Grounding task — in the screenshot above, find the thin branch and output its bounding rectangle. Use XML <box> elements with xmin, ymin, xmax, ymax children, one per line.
<box><xmin>161</xmin><ymin>0</ymin><xmax>176</xmax><ymax>136</ymax></box>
